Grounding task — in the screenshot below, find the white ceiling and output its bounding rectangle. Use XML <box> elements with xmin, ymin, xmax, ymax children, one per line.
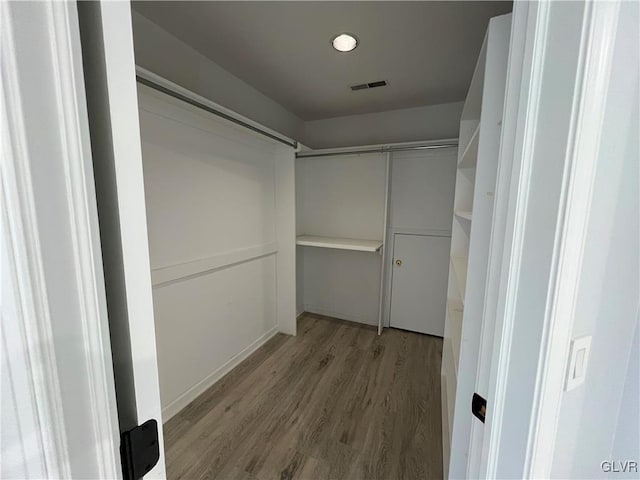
<box><xmin>132</xmin><ymin>1</ymin><xmax>512</xmax><ymax>121</ymax></box>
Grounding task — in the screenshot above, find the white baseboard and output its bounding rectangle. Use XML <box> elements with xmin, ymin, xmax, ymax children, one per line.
<box><xmin>161</xmin><ymin>326</ymin><xmax>279</xmax><ymax>422</ymax></box>
<box><xmin>302</xmin><ymin>304</ymin><xmax>377</xmax><ymax>326</ymax></box>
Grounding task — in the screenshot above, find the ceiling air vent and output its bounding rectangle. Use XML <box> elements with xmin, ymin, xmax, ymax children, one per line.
<box><xmin>350</xmin><ymin>80</ymin><xmax>387</xmax><ymax>91</ymax></box>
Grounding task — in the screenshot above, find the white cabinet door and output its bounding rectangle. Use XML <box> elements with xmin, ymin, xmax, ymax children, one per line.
<box><xmin>390</xmin><ymin>234</ymin><xmax>450</xmax><ymax>336</ymax></box>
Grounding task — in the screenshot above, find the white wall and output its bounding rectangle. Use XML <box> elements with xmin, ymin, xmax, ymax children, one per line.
<box><xmin>296</xmin><ymin>148</ymin><xmax>458</xmax><ymax>327</ymax></box>
<box><xmin>131</xmin><ymin>12</ymin><xmax>305</xmax><ymax>142</ymax></box>
<box><xmin>138</xmin><ymin>85</ymin><xmax>295</xmax><ymax>420</ymax></box>
<box><xmin>612</xmin><ymin>319</ymin><xmax>639</xmax><ymax>468</ymax></box>
<box><xmin>296</xmin><ymin>153</ymin><xmax>386</xmax><ymax>325</ymax></box>
<box><xmin>303</xmin><ymin>102</ymin><xmax>463</xmax><ymax>149</ymax></box>
<box><xmin>551</xmin><ymin>3</ymin><xmax>639</xmax><ymax>476</ymax></box>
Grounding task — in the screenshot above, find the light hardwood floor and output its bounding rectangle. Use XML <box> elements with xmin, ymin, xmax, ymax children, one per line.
<box><xmin>163</xmin><ymin>313</ymin><xmax>444</xmax><ymax>480</ymax></box>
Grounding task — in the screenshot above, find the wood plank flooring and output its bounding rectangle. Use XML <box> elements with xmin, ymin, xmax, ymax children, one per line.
<box><xmin>163</xmin><ymin>313</ymin><xmax>444</xmax><ymax>480</ymax></box>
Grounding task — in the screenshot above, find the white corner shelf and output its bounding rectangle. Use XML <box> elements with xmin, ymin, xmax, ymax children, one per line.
<box><xmin>450</xmin><ymin>255</ymin><xmax>468</xmax><ymax>303</ymax></box>
<box><xmin>296</xmin><ymin>235</ymin><xmax>383</xmax><ymax>253</ymax></box>
<box><xmin>458</xmin><ymin>124</ymin><xmax>480</xmax><ymax>169</ymax></box>
<box><xmin>455</xmin><ymin>210</ymin><xmax>473</xmax><ymax>222</ymax></box>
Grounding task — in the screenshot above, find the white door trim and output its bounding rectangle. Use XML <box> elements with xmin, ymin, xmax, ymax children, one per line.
<box><xmin>524</xmin><ymin>2</ymin><xmax>621</xmax><ymax>476</ymax></box>
<box><xmin>1</xmin><ymin>8</ymin><xmax>72</xmax><ymax>474</ymax></box>
<box><xmin>47</xmin><ymin>3</ymin><xmax>123</xmax><ymax>473</ymax></box>
<box><xmin>77</xmin><ymin>2</ymin><xmax>166</xmax><ymax>476</ymax></box>
<box><xmin>1</xmin><ymin>1</ymin><xmax>121</xmax><ymax>477</ymax></box>
<box><xmin>481</xmin><ymin>1</ymin><xmax>623</xmax><ymax>477</ymax></box>
<box><xmin>481</xmin><ymin>2</ymin><xmax>550</xmax><ymax>476</ymax></box>
<box><xmin>468</xmin><ymin>2</ymin><xmax>541</xmax><ymax>476</ymax></box>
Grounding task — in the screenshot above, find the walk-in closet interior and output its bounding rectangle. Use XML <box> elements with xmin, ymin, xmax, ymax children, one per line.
<box><xmin>126</xmin><ymin>1</ymin><xmax>515</xmax><ymax>478</ymax></box>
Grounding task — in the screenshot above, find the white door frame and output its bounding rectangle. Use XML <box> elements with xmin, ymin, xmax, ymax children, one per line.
<box><xmin>77</xmin><ymin>1</ymin><xmax>166</xmax><ymax>477</ymax></box>
<box><xmin>471</xmin><ymin>0</ymin><xmax>623</xmax><ymax>477</ymax></box>
<box><xmin>2</xmin><ymin>1</ymin><xmax>121</xmax><ymax>477</ymax></box>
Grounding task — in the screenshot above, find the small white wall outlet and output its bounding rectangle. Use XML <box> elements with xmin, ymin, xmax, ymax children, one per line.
<box><xmin>565</xmin><ymin>336</ymin><xmax>592</xmax><ymax>391</ymax></box>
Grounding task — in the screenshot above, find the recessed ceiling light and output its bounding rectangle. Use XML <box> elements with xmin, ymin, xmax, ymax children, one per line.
<box><xmin>332</xmin><ymin>33</ymin><xmax>358</xmax><ymax>52</ymax></box>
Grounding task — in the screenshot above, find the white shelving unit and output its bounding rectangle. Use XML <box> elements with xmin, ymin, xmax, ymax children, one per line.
<box><xmin>296</xmin><ymin>235</ymin><xmax>383</xmax><ymax>253</ymax></box>
<box><xmin>441</xmin><ymin>13</ymin><xmax>512</xmax><ymax>479</ymax></box>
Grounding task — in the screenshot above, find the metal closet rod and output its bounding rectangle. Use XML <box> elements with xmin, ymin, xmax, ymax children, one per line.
<box><xmin>136</xmin><ymin>75</ymin><xmax>298</xmax><ymax>150</ymax></box>
<box><xmin>295</xmin><ymin>142</ymin><xmax>459</xmax><ymax>159</ymax></box>
<box><xmin>135</xmin><ymin>74</ymin><xmax>458</xmax><ymax>156</ymax></box>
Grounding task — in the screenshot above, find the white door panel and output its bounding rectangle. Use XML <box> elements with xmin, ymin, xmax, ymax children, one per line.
<box><xmin>390</xmin><ymin>234</ymin><xmax>450</xmax><ymax>336</ymax></box>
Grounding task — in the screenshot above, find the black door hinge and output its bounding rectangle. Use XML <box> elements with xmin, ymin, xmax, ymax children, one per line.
<box><xmin>120</xmin><ymin>419</ymin><xmax>160</xmax><ymax>480</ymax></box>
<box><xmin>472</xmin><ymin>393</ymin><xmax>487</xmax><ymax>423</ymax></box>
